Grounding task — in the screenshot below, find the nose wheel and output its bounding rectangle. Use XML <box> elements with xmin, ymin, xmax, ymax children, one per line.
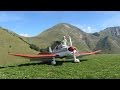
<box><xmin>51</xmin><ymin>60</ymin><xmax>56</xmax><ymax>65</ymax></box>
<box><xmin>73</xmin><ymin>50</ymin><xmax>80</xmax><ymax>63</ymax></box>
<box><xmin>74</xmin><ymin>59</ymin><xmax>80</xmax><ymax>63</ymax></box>
<box><xmin>51</xmin><ymin>57</ymin><xmax>56</xmax><ymax>65</ymax></box>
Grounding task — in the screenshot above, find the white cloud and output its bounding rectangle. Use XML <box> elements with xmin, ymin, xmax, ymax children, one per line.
<box><xmin>87</xmin><ymin>27</ymin><xmax>92</xmax><ymax>33</ymax></box>
<box><xmin>72</xmin><ymin>24</ymin><xmax>96</xmax><ymax>33</ymax></box>
<box><xmin>19</xmin><ymin>33</ymin><xmax>31</xmax><ymax>37</ymax></box>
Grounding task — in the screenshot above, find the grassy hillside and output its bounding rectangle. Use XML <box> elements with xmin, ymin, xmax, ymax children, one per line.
<box><xmin>0</xmin><ymin>54</ymin><xmax>120</xmax><ymax>79</ymax></box>
<box><xmin>0</xmin><ymin>28</ymin><xmax>38</xmax><ymax>66</ymax></box>
<box><xmin>98</xmin><ymin>26</ymin><xmax>120</xmax><ymax>38</ymax></box>
<box><xmin>21</xmin><ymin>24</ymin><xmax>120</xmax><ymax>54</ymax></box>
<box><xmin>94</xmin><ymin>26</ymin><xmax>120</xmax><ymax>53</ymax></box>
<box><xmin>95</xmin><ymin>36</ymin><xmax>120</xmax><ymax>53</ymax></box>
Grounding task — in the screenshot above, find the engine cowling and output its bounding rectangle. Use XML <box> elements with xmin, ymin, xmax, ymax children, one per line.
<box><xmin>68</xmin><ymin>47</ymin><xmax>76</xmax><ymax>52</ymax></box>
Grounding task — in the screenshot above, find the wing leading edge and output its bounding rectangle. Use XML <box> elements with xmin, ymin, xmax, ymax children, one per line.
<box><xmin>75</xmin><ymin>50</ymin><xmax>101</xmax><ymax>57</ymax></box>
<box><xmin>8</xmin><ymin>52</ymin><xmax>57</xmax><ymax>59</ymax></box>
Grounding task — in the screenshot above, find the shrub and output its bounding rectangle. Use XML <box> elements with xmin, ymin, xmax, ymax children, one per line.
<box><xmin>29</xmin><ymin>44</ymin><xmax>40</xmax><ymax>51</ymax></box>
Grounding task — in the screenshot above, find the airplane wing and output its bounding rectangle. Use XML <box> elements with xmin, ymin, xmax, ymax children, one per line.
<box><xmin>75</xmin><ymin>50</ymin><xmax>101</xmax><ymax>57</ymax></box>
<box><xmin>8</xmin><ymin>52</ymin><xmax>57</xmax><ymax>59</ymax></box>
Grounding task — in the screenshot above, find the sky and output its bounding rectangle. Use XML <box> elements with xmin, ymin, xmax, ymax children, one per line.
<box><xmin>0</xmin><ymin>11</ymin><xmax>120</xmax><ymax>37</ymax></box>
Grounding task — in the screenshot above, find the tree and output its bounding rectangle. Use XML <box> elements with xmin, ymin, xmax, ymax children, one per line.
<box><xmin>29</xmin><ymin>44</ymin><xmax>40</xmax><ymax>51</ymax></box>
<box><xmin>9</xmin><ymin>45</ymin><xmax>11</xmax><ymax>48</ymax></box>
<box><xmin>51</xmin><ymin>41</ymin><xmax>62</xmax><ymax>50</ymax></box>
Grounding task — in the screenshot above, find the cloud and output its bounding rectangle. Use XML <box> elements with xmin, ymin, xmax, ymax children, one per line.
<box><xmin>0</xmin><ymin>12</ymin><xmax>22</xmax><ymax>22</ymax></box>
<box><xmin>87</xmin><ymin>27</ymin><xmax>93</xmax><ymax>33</ymax></box>
<box><xmin>19</xmin><ymin>33</ymin><xmax>31</xmax><ymax>37</ymax></box>
<box><xmin>72</xmin><ymin>24</ymin><xmax>96</xmax><ymax>33</ymax></box>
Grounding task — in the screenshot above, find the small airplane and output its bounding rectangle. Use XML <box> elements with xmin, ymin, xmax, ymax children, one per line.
<box><xmin>8</xmin><ymin>35</ymin><xmax>101</xmax><ymax>65</ymax></box>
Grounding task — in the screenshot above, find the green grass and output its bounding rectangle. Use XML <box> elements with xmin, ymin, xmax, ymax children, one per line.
<box><xmin>0</xmin><ymin>54</ymin><xmax>120</xmax><ymax>79</ymax></box>
<box><xmin>0</xmin><ymin>28</ymin><xmax>38</xmax><ymax>66</ymax></box>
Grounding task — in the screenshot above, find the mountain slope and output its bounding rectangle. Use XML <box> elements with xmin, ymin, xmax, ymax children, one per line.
<box><xmin>99</xmin><ymin>26</ymin><xmax>120</xmax><ymax>38</ymax></box>
<box><xmin>25</xmin><ymin>23</ymin><xmax>99</xmax><ymax>52</ymax></box>
<box><xmin>21</xmin><ymin>24</ymin><xmax>120</xmax><ymax>54</ymax></box>
<box><xmin>95</xmin><ymin>36</ymin><xmax>120</xmax><ymax>53</ymax></box>
<box><xmin>94</xmin><ymin>26</ymin><xmax>120</xmax><ymax>53</ymax></box>
<box><xmin>0</xmin><ymin>27</ymin><xmax>38</xmax><ymax>66</ymax></box>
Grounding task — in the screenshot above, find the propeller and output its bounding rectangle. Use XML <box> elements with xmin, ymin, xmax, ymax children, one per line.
<box><xmin>68</xmin><ymin>35</ymin><xmax>75</xmax><ymax>51</ymax></box>
<box><xmin>68</xmin><ymin>35</ymin><xmax>80</xmax><ymax>63</ymax></box>
<box><xmin>69</xmin><ymin>35</ymin><xmax>72</xmax><ymax>46</ymax></box>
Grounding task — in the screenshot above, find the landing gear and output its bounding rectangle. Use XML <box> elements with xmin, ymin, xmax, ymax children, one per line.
<box><xmin>51</xmin><ymin>60</ymin><xmax>56</xmax><ymax>65</ymax></box>
<box><xmin>51</xmin><ymin>57</ymin><xmax>56</xmax><ymax>65</ymax></box>
<box><xmin>73</xmin><ymin>51</ymin><xmax>80</xmax><ymax>63</ymax></box>
<box><xmin>74</xmin><ymin>59</ymin><xmax>80</xmax><ymax>63</ymax></box>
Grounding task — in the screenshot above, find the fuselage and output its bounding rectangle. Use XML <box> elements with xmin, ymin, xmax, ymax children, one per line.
<box><xmin>52</xmin><ymin>44</ymin><xmax>76</xmax><ymax>57</ymax></box>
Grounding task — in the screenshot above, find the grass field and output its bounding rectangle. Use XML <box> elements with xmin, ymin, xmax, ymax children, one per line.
<box><xmin>0</xmin><ymin>54</ymin><xmax>120</xmax><ymax>79</ymax></box>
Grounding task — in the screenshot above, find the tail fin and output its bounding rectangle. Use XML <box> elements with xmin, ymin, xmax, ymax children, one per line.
<box><xmin>49</xmin><ymin>47</ymin><xmax>52</xmax><ymax>53</ymax></box>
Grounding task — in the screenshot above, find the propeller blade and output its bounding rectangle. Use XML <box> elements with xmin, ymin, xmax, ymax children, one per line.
<box><xmin>69</xmin><ymin>36</ymin><xmax>72</xmax><ymax>46</ymax></box>
<box><xmin>49</xmin><ymin>47</ymin><xmax>52</xmax><ymax>53</ymax></box>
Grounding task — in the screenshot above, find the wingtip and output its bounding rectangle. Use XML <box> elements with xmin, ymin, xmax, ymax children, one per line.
<box><xmin>98</xmin><ymin>50</ymin><xmax>102</xmax><ymax>52</ymax></box>
<box><xmin>94</xmin><ymin>50</ymin><xmax>102</xmax><ymax>54</ymax></box>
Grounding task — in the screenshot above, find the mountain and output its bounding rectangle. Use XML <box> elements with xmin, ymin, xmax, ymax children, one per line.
<box><xmin>24</xmin><ymin>24</ymin><xmax>120</xmax><ymax>54</ymax></box>
<box><xmin>0</xmin><ymin>27</ymin><xmax>38</xmax><ymax>66</ymax></box>
<box><xmin>25</xmin><ymin>23</ymin><xmax>99</xmax><ymax>52</ymax></box>
<box><xmin>99</xmin><ymin>26</ymin><xmax>120</xmax><ymax>37</ymax></box>
<box><xmin>94</xmin><ymin>26</ymin><xmax>120</xmax><ymax>53</ymax></box>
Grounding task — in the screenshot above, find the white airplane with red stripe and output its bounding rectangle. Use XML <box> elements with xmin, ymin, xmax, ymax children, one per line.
<box><xmin>9</xmin><ymin>36</ymin><xmax>101</xmax><ymax>65</ymax></box>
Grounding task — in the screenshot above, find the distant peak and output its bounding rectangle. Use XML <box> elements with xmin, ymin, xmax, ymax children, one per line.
<box><xmin>105</xmin><ymin>26</ymin><xmax>120</xmax><ymax>30</ymax></box>
<box><xmin>57</xmin><ymin>23</ymin><xmax>70</xmax><ymax>25</ymax></box>
<box><xmin>63</xmin><ymin>24</ymin><xmax>71</xmax><ymax>28</ymax></box>
<box><xmin>101</xmin><ymin>26</ymin><xmax>120</xmax><ymax>37</ymax></box>
<box><xmin>54</xmin><ymin>23</ymin><xmax>78</xmax><ymax>29</ymax></box>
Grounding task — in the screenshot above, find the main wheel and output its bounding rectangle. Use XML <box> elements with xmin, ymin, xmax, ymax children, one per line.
<box><xmin>74</xmin><ymin>59</ymin><xmax>80</xmax><ymax>63</ymax></box>
<box><xmin>51</xmin><ymin>60</ymin><xmax>56</xmax><ymax>65</ymax></box>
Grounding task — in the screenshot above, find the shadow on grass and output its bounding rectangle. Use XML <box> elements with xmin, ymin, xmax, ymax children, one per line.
<box><xmin>0</xmin><ymin>59</ymin><xmax>88</xmax><ymax>69</ymax></box>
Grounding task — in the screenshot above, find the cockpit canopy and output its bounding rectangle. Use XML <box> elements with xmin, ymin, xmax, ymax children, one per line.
<box><xmin>53</xmin><ymin>44</ymin><xmax>68</xmax><ymax>52</ymax></box>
